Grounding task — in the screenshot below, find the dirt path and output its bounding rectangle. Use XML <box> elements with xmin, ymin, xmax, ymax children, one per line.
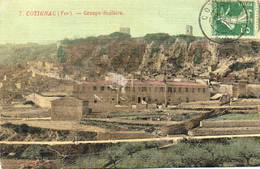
<box><xmin>0</xmin><ymin>120</ymin><xmax>107</xmax><ymax>133</ymax></box>
<box><xmin>1</xmin><ymin>134</ymin><xmax>260</xmax><ymax>145</ymax></box>
<box><xmin>86</xmin><ymin>118</ymin><xmax>180</xmax><ymax>126</ymax></box>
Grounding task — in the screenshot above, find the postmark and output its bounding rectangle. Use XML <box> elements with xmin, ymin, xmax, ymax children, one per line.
<box><xmin>199</xmin><ymin>0</ymin><xmax>256</xmax><ymax>44</ymax></box>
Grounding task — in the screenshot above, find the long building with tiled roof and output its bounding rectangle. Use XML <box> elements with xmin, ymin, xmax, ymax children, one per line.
<box><xmin>73</xmin><ymin>80</ymin><xmax>210</xmax><ymax>112</ymax></box>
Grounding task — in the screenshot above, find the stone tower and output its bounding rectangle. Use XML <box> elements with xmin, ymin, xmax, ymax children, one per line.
<box><xmin>186</xmin><ymin>25</ymin><xmax>193</xmax><ymax>36</ymax></box>
<box><xmin>119</xmin><ymin>27</ymin><xmax>131</xmax><ymax>35</ymax></box>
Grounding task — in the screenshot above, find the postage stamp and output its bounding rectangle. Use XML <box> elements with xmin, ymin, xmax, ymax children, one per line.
<box><xmin>199</xmin><ymin>0</ymin><xmax>257</xmax><ymax>43</ymax></box>
<box><xmin>212</xmin><ymin>0</ymin><xmax>255</xmax><ymax>36</ymax></box>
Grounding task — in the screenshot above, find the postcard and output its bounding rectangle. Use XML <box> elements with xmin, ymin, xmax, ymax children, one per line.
<box><xmin>1</xmin><ymin>0</ymin><xmax>260</xmax><ymax>168</ymax></box>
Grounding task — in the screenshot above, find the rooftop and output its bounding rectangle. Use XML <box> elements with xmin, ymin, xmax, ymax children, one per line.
<box><xmin>81</xmin><ymin>80</ymin><xmax>207</xmax><ymax>87</ymax></box>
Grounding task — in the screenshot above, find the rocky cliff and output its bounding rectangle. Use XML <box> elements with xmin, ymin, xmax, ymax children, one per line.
<box><xmin>61</xmin><ymin>33</ymin><xmax>260</xmax><ymax>80</ymax></box>
<box><xmin>2</xmin><ymin>33</ymin><xmax>260</xmax><ymax>80</ymax></box>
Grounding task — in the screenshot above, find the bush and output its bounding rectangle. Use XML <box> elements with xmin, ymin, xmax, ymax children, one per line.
<box><xmin>144</xmin><ymin>33</ymin><xmax>171</xmax><ymax>43</ymax></box>
<box><xmin>229</xmin><ymin>62</ymin><xmax>255</xmax><ymax>71</ymax></box>
<box><xmin>109</xmin><ymin>32</ymin><xmax>131</xmax><ymax>40</ymax></box>
<box><xmin>73</xmin><ymin>139</ymin><xmax>260</xmax><ymax>168</ymax></box>
<box><xmin>229</xmin><ymin>139</ymin><xmax>260</xmax><ymax>166</ymax></box>
<box><xmin>193</xmin><ymin>49</ymin><xmax>202</xmax><ymax>65</ymax></box>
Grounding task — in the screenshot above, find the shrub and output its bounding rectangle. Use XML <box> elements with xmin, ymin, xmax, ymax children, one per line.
<box><xmin>229</xmin><ymin>139</ymin><xmax>260</xmax><ymax>166</ymax></box>
<box><xmin>109</xmin><ymin>32</ymin><xmax>131</xmax><ymax>40</ymax></box>
<box><xmin>144</xmin><ymin>33</ymin><xmax>171</xmax><ymax>43</ymax></box>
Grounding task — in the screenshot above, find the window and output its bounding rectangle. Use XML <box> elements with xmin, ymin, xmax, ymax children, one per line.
<box><xmin>107</xmin><ymin>86</ymin><xmax>111</xmax><ymax>91</ymax></box>
<box><xmin>125</xmin><ymin>87</ymin><xmax>130</xmax><ymax>92</ymax></box>
<box><xmin>186</xmin><ymin>88</ymin><xmax>189</xmax><ymax>92</ymax></box>
<box><xmin>186</xmin><ymin>97</ymin><xmax>189</xmax><ymax>103</ymax></box>
<box><xmin>138</xmin><ymin>97</ymin><xmax>141</xmax><ymax>103</ymax></box>
<box><xmin>178</xmin><ymin>88</ymin><xmax>182</xmax><ymax>93</ymax></box>
<box><xmin>142</xmin><ymin>87</ymin><xmax>147</xmax><ymax>92</ymax></box>
<box><xmin>173</xmin><ymin>88</ymin><xmax>176</xmax><ymax>93</ymax></box>
<box><xmin>198</xmin><ymin>88</ymin><xmax>201</xmax><ymax>93</ymax></box>
<box><xmin>160</xmin><ymin>87</ymin><xmax>164</xmax><ymax>92</ymax></box>
<box><xmin>168</xmin><ymin>87</ymin><xmax>172</xmax><ymax>93</ymax></box>
<box><xmin>100</xmin><ymin>86</ymin><xmax>105</xmax><ymax>91</ymax></box>
<box><xmin>93</xmin><ymin>86</ymin><xmax>97</xmax><ymax>91</ymax></box>
<box><xmin>192</xmin><ymin>88</ymin><xmax>195</xmax><ymax>93</ymax></box>
<box><xmin>138</xmin><ymin>87</ymin><xmax>141</xmax><ymax>92</ymax></box>
<box><xmin>203</xmin><ymin>88</ymin><xmax>206</xmax><ymax>93</ymax></box>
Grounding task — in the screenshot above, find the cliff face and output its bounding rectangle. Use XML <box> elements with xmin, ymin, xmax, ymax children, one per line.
<box><xmin>64</xmin><ymin>35</ymin><xmax>260</xmax><ymax>79</ymax></box>
<box><xmin>62</xmin><ymin>35</ymin><xmax>220</xmax><ymax>78</ymax></box>
<box><xmin>2</xmin><ymin>33</ymin><xmax>260</xmax><ymax>80</ymax></box>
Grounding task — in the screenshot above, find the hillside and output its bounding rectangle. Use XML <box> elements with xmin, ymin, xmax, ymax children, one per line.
<box><xmin>0</xmin><ymin>43</ymin><xmax>57</xmax><ymax>65</ymax></box>
<box><xmin>61</xmin><ymin>33</ymin><xmax>260</xmax><ymax>80</ymax></box>
<box><xmin>1</xmin><ymin>33</ymin><xmax>260</xmax><ymax>80</ymax></box>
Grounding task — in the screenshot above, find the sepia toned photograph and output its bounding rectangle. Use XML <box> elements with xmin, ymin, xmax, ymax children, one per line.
<box><xmin>0</xmin><ymin>0</ymin><xmax>260</xmax><ymax>168</ymax></box>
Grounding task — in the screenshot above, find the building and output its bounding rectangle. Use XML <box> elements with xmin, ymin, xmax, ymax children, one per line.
<box><xmin>119</xmin><ymin>27</ymin><xmax>131</xmax><ymax>35</ymax></box>
<box><xmin>25</xmin><ymin>93</ymin><xmax>61</xmax><ymax>108</ymax></box>
<box><xmin>73</xmin><ymin>80</ymin><xmax>210</xmax><ymax>112</ymax></box>
<box><xmin>247</xmin><ymin>67</ymin><xmax>260</xmax><ymax>82</ymax></box>
<box><xmin>186</xmin><ymin>25</ymin><xmax>193</xmax><ymax>36</ymax></box>
<box><xmin>233</xmin><ymin>81</ymin><xmax>260</xmax><ymax>98</ymax></box>
<box><xmin>51</xmin><ymin>97</ymin><xmax>89</xmax><ymax>121</ymax></box>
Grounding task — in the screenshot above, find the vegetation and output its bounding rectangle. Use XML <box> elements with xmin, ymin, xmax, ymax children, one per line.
<box><xmin>62</xmin><ymin>37</ymin><xmax>98</xmax><ymax>45</ymax></box>
<box><xmin>0</xmin><ymin>43</ymin><xmax>56</xmax><ymax>65</ymax></box>
<box><xmin>108</xmin><ymin>32</ymin><xmax>131</xmax><ymax>40</ymax></box>
<box><xmin>210</xmin><ymin>113</ymin><xmax>260</xmax><ymax>120</ymax></box>
<box><xmin>2</xmin><ymin>138</ymin><xmax>260</xmax><ymax>168</ymax></box>
<box><xmin>175</xmin><ymin>34</ymin><xmax>198</xmax><ymax>44</ymax></box>
<box><xmin>2</xmin><ymin>123</ymin><xmax>44</xmax><ymax>134</ymax></box>
<box><xmin>144</xmin><ymin>33</ymin><xmax>172</xmax><ymax>43</ymax></box>
<box><xmin>239</xmin><ymin>95</ymin><xmax>258</xmax><ymax>99</ymax></box>
<box><xmin>193</xmin><ymin>49</ymin><xmax>202</xmax><ymax>65</ymax></box>
<box><xmin>57</xmin><ymin>46</ymin><xmax>66</xmax><ymax>63</ymax></box>
<box><xmin>229</xmin><ymin>62</ymin><xmax>255</xmax><ymax>71</ymax></box>
<box><xmin>251</xmin><ymin>41</ymin><xmax>260</xmax><ymax>53</ymax></box>
<box><xmin>74</xmin><ymin>138</ymin><xmax>260</xmax><ymax>168</ymax></box>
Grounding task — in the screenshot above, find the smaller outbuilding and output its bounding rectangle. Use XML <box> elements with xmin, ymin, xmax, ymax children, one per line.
<box><xmin>51</xmin><ymin>97</ymin><xmax>90</xmax><ymax>121</ymax></box>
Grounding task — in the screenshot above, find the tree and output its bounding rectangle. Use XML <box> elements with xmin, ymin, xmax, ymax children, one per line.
<box><xmin>104</xmin><ymin>147</ymin><xmax>124</xmax><ymax>168</ymax></box>
<box><xmin>193</xmin><ymin>49</ymin><xmax>202</xmax><ymax>65</ymax></box>
<box><xmin>57</xmin><ymin>46</ymin><xmax>66</xmax><ymax>63</ymax></box>
<box><xmin>109</xmin><ymin>32</ymin><xmax>131</xmax><ymax>40</ymax></box>
<box><xmin>230</xmin><ymin>139</ymin><xmax>260</xmax><ymax>166</ymax></box>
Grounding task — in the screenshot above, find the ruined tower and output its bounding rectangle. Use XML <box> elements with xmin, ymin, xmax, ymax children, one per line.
<box><xmin>186</xmin><ymin>25</ymin><xmax>193</xmax><ymax>36</ymax></box>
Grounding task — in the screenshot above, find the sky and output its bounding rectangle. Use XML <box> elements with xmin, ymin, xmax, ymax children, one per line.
<box><xmin>0</xmin><ymin>0</ymin><xmax>206</xmax><ymax>44</ymax></box>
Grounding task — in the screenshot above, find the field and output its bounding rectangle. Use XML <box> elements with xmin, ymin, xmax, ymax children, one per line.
<box><xmin>1</xmin><ymin>138</ymin><xmax>260</xmax><ymax>168</ymax></box>
<box><xmin>209</xmin><ymin>112</ymin><xmax>260</xmax><ymax>121</ymax></box>
<box><xmin>1</xmin><ymin>105</ymin><xmax>260</xmax><ymax>168</ymax></box>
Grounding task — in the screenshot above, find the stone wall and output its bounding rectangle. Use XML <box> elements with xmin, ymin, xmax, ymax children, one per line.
<box><xmin>51</xmin><ymin>97</ymin><xmax>88</xmax><ymax>121</ymax></box>
<box><xmin>25</xmin><ymin>93</ymin><xmax>60</xmax><ymax>108</ymax></box>
<box><xmin>247</xmin><ymin>84</ymin><xmax>260</xmax><ymax>97</ymax></box>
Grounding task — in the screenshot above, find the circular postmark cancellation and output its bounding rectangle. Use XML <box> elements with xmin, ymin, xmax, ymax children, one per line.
<box><xmin>199</xmin><ymin>0</ymin><xmax>255</xmax><ymax>44</ymax></box>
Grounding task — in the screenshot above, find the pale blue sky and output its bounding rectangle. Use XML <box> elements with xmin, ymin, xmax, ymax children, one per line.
<box><xmin>0</xmin><ymin>0</ymin><xmax>205</xmax><ymax>44</ymax></box>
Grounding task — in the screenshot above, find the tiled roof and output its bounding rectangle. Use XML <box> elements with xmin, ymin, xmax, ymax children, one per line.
<box><xmin>81</xmin><ymin>80</ymin><xmax>207</xmax><ymax>87</ymax></box>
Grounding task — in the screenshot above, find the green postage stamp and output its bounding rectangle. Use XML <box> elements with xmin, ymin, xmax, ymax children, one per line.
<box><xmin>212</xmin><ymin>0</ymin><xmax>255</xmax><ymax>37</ymax></box>
<box><xmin>199</xmin><ymin>0</ymin><xmax>259</xmax><ymax>43</ymax></box>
